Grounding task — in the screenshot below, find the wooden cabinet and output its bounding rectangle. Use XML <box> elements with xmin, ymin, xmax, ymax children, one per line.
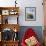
<box><xmin>44</xmin><ymin>27</ymin><xmax>46</xmax><ymax>46</ymax></box>
<box><xmin>0</xmin><ymin>41</ymin><xmax>2</xmax><ymax>46</ymax></box>
<box><xmin>2</xmin><ymin>41</ymin><xmax>19</xmax><ymax>46</ymax></box>
<box><xmin>0</xmin><ymin>41</ymin><xmax>19</xmax><ymax>46</ymax></box>
<box><xmin>0</xmin><ymin>7</ymin><xmax>19</xmax><ymax>24</ymax></box>
<box><xmin>0</xmin><ymin>7</ymin><xmax>20</xmax><ymax>46</ymax></box>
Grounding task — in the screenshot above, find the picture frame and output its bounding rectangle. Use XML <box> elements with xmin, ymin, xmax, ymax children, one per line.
<box><xmin>2</xmin><ymin>10</ymin><xmax>9</xmax><ymax>15</ymax></box>
<box><xmin>25</xmin><ymin>7</ymin><xmax>36</xmax><ymax>21</ymax></box>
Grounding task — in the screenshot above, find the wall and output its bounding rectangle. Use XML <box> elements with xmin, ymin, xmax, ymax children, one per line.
<box><xmin>0</xmin><ymin>0</ymin><xmax>44</xmax><ymax>26</ymax></box>
<box><xmin>17</xmin><ymin>0</ymin><xmax>44</xmax><ymax>26</ymax></box>
<box><xmin>0</xmin><ymin>0</ymin><xmax>44</xmax><ymax>45</ymax></box>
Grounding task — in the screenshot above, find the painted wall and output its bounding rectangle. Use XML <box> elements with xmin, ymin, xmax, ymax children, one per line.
<box><xmin>0</xmin><ymin>0</ymin><xmax>44</xmax><ymax>45</ymax></box>
<box><xmin>18</xmin><ymin>0</ymin><xmax>44</xmax><ymax>26</ymax></box>
<box><xmin>0</xmin><ymin>0</ymin><xmax>44</xmax><ymax>26</ymax></box>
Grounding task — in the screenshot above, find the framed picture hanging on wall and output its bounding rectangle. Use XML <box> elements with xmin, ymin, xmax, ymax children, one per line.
<box><xmin>25</xmin><ymin>7</ymin><xmax>36</xmax><ymax>21</ymax></box>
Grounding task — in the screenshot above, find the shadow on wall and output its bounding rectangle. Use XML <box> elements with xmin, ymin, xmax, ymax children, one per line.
<box><xmin>18</xmin><ymin>26</ymin><xmax>44</xmax><ymax>44</ymax></box>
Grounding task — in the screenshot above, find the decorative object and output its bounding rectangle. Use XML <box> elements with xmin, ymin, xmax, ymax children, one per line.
<box><xmin>13</xmin><ymin>32</ymin><xmax>18</xmax><ymax>41</ymax></box>
<box><xmin>9</xmin><ymin>10</ymin><xmax>18</xmax><ymax>15</ymax></box>
<box><xmin>25</xmin><ymin>7</ymin><xmax>36</xmax><ymax>21</ymax></box>
<box><xmin>8</xmin><ymin>16</ymin><xmax>17</xmax><ymax>24</ymax></box>
<box><xmin>9</xmin><ymin>10</ymin><xmax>15</xmax><ymax>15</ymax></box>
<box><xmin>5</xmin><ymin>18</ymin><xmax>8</xmax><ymax>24</ymax></box>
<box><xmin>2</xmin><ymin>10</ymin><xmax>9</xmax><ymax>15</ymax></box>
<box><xmin>25</xmin><ymin>36</ymin><xmax>38</xmax><ymax>46</ymax></box>
<box><xmin>15</xmin><ymin>0</ymin><xmax>17</xmax><ymax>7</ymax></box>
<box><xmin>2</xmin><ymin>28</ymin><xmax>13</xmax><ymax>41</ymax></box>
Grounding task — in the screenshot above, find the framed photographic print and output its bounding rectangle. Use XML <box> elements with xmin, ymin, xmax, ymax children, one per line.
<box><xmin>2</xmin><ymin>10</ymin><xmax>9</xmax><ymax>15</ymax></box>
<box><xmin>25</xmin><ymin>7</ymin><xmax>36</xmax><ymax>21</ymax></box>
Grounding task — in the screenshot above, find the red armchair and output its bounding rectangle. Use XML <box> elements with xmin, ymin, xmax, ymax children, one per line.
<box><xmin>21</xmin><ymin>28</ymin><xmax>41</xmax><ymax>46</ymax></box>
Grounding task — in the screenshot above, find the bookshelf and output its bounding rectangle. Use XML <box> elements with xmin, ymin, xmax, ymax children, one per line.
<box><xmin>0</xmin><ymin>7</ymin><xmax>20</xmax><ymax>46</ymax></box>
